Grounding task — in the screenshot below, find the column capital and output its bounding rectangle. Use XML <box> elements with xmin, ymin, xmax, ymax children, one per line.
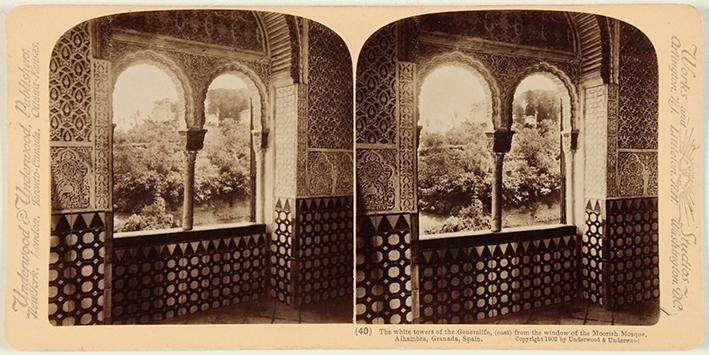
<box><xmin>561</xmin><ymin>129</ymin><xmax>580</xmax><ymax>152</ymax></box>
<box><xmin>415</xmin><ymin>124</ymin><xmax>424</xmax><ymax>149</ymax></box>
<box><xmin>486</xmin><ymin>128</ymin><xmax>515</xmax><ymax>153</ymax></box>
<box><xmin>179</xmin><ymin>128</ymin><xmax>208</xmax><ymax>151</ymax></box>
<box><xmin>251</xmin><ymin>128</ymin><xmax>269</xmax><ymax>154</ymax></box>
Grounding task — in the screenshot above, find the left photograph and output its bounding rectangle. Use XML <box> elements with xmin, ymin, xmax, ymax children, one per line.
<box><xmin>48</xmin><ymin>9</ymin><xmax>353</xmax><ymax>325</ymax></box>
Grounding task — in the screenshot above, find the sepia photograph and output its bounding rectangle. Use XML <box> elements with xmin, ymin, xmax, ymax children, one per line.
<box><xmin>48</xmin><ymin>9</ymin><xmax>354</xmax><ymax>325</ymax></box>
<box><xmin>2</xmin><ymin>3</ymin><xmax>704</xmax><ymax>351</ymax></box>
<box><xmin>355</xmin><ymin>10</ymin><xmax>659</xmax><ymax>325</ymax></box>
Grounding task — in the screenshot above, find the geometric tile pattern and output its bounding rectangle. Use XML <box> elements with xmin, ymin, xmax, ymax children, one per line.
<box><xmin>417</xmin><ymin>227</ymin><xmax>577</xmax><ymax>324</ymax></box>
<box><xmin>582</xmin><ymin>199</ymin><xmax>606</xmax><ymax>306</ymax></box>
<box><xmin>296</xmin><ymin>197</ymin><xmax>353</xmax><ymax>305</ymax></box>
<box><xmin>49</xmin><ymin>212</ymin><xmax>107</xmax><ymax>326</ymax></box>
<box><xmin>356</xmin><ymin>213</ymin><xmax>414</xmax><ymax>324</ymax></box>
<box><xmin>605</xmin><ymin>198</ymin><xmax>659</xmax><ymax>309</ymax></box>
<box><xmin>111</xmin><ymin>227</ymin><xmax>268</xmax><ymax>324</ymax></box>
<box><xmin>580</xmin><ymin>198</ymin><xmax>659</xmax><ymax>310</ymax></box>
<box><xmin>271</xmin><ymin>198</ymin><xmax>294</xmax><ymax>305</ymax></box>
<box><xmin>307</xmin><ymin>22</ymin><xmax>352</xmax><ymax>150</ymax></box>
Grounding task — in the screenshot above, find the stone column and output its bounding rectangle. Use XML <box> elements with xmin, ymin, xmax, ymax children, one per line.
<box><xmin>251</xmin><ymin>129</ymin><xmax>269</xmax><ymax>223</ymax></box>
<box><xmin>179</xmin><ymin>128</ymin><xmax>207</xmax><ymax>230</ymax></box>
<box><xmin>182</xmin><ymin>151</ymin><xmax>197</xmax><ymax>230</ymax></box>
<box><xmin>416</xmin><ymin>124</ymin><xmax>424</xmax><ymax>150</ymax></box>
<box><xmin>562</xmin><ymin>129</ymin><xmax>579</xmax><ymax>225</ymax></box>
<box><xmin>486</xmin><ymin>129</ymin><xmax>514</xmax><ymax>232</ymax></box>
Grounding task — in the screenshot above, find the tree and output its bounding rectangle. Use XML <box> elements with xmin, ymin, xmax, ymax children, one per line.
<box><xmin>113</xmin><ymin>88</ymin><xmax>254</xmax><ymax>232</ymax></box>
<box><xmin>205</xmin><ymin>88</ymin><xmax>250</xmax><ymax>122</ymax></box>
<box><xmin>417</xmin><ymin>89</ymin><xmax>562</xmax><ymax>234</ymax></box>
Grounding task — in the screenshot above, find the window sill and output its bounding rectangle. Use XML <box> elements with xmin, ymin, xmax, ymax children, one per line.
<box><xmin>113</xmin><ymin>222</ymin><xmax>267</xmax><ymax>249</ymax></box>
<box><xmin>418</xmin><ymin>224</ymin><xmax>577</xmax><ymax>250</ymax></box>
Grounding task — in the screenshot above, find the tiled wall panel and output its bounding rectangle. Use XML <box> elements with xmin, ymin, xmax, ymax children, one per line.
<box><xmin>271</xmin><ymin>198</ymin><xmax>295</xmax><ymax>304</ymax></box>
<box><xmin>296</xmin><ymin>197</ymin><xmax>353</xmax><ymax>304</ymax></box>
<box><xmin>111</xmin><ymin>227</ymin><xmax>268</xmax><ymax>324</ymax></box>
<box><xmin>49</xmin><ymin>212</ymin><xmax>107</xmax><ymax>325</ymax></box>
<box><xmin>356</xmin><ymin>213</ymin><xmax>414</xmax><ymax>324</ymax></box>
<box><xmin>605</xmin><ymin>198</ymin><xmax>659</xmax><ymax>309</ymax></box>
<box><xmin>417</xmin><ymin>228</ymin><xmax>577</xmax><ymax>323</ymax></box>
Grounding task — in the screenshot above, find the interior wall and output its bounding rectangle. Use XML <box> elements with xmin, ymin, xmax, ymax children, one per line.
<box><xmin>580</xmin><ymin>20</ymin><xmax>659</xmax><ymax>309</ymax></box>
<box><xmin>356</xmin><ymin>12</ymin><xmax>659</xmax><ymax>323</ymax></box>
<box><xmin>293</xmin><ymin>21</ymin><xmax>354</xmax><ymax>305</ymax></box>
<box><xmin>50</xmin><ymin>11</ymin><xmax>354</xmax><ymax>324</ymax></box>
<box><xmin>355</xmin><ymin>23</ymin><xmax>417</xmax><ymax>324</ymax></box>
<box><xmin>49</xmin><ymin>21</ymin><xmax>108</xmax><ymax>326</ymax></box>
<box><xmin>355</xmin><ymin>12</ymin><xmax>581</xmax><ymax>324</ymax></box>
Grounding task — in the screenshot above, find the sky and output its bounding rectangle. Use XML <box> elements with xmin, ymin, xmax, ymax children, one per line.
<box><xmin>112</xmin><ymin>64</ymin><xmax>179</xmax><ymax>131</ymax></box>
<box><xmin>208</xmin><ymin>73</ymin><xmax>248</xmax><ymax>91</ymax></box>
<box><xmin>418</xmin><ymin>65</ymin><xmax>489</xmax><ymax>134</ymax></box>
<box><xmin>418</xmin><ymin>67</ymin><xmax>561</xmax><ymax>134</ymax></box>
<box><xmin>514</xmin><ymin>73</ymin><xmax>559</xmax><ymax>96</ymax></box>
<box><xmin>112</xmin><ymin>66</ymin><xmax>249</xmax><ymax>131</ymax></box>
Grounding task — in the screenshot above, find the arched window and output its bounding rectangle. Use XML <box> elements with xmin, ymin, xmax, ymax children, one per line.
<box><xmin>112</xmin><ymin>63</ymin><xmax>186</xmax><ymax>232</ymax></box>
<box><xmin>196</xmin><ymin>73</ymin><xmax>258</xmax><ymax>226</ymax></box>
<box><xmin>504</xmin><ymin>73</ymin><xmax>571</xmax><ymax>228</ymax></box>
<box><xmin>417</xmin><ymin>64</ymin><xmax>494</xmax><ymax>235</ymax></box>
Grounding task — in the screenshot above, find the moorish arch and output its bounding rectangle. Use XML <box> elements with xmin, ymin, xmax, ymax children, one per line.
<box><xmin>416</xmin><ymin>51</ymin><xmax>502</xmax><ymax>129</ymax></box>
<box><xmin>506</xmin><ymin>61</ymin><xmax>579</xmax><ymax>131</ymax></box>
<box><xmin>201</xmin><ymin>62</ymin><xmax>269</xmax><ymax>131</ymax></box>
<box><xmin>111</xmin><ymin>49</ymin><xmax>194</xmax><ymax>129</ymax></box>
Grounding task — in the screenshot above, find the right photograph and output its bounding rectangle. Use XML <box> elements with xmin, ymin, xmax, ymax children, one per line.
<box><xmin>355</xmin><ymin>11</ymin><xmax>658</xmax><ymax>325</ymax></box>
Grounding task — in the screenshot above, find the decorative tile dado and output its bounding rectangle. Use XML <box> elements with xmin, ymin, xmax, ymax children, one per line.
<box><xmin>356</xmin><ymin>213</ymin><xmax>414</xmax><ymax>324</ymax></box>
<box><xmin>111</xmin><ymin>229</ymin><xmax>268</xmax><ymax>324</ymax></box>
<box><xmin>51</xmin><ymin>147</ymin><xmax>93</xmax><ymax>211</ymax></box>
<box><xmin>356</xmin><ymin>149</ymin><xmax>397</xmax><ymax>212</ymax></box>
<box><xmin>308</xmin><ymin>22</ymin><xmax>353</xmax><ymax>150</ymax></box>
<box><xmin>296</xmin><ymin>197</ymin><xmax>353</xmax><ymax>304</ymax></box>
<box><xmin>356</xmin><ymin>24</ymin><xmax>397</xmax><ymax>145</ymax></box>
<box><xmin>418</xmin><ymin>230</ymin><xmax>578</xmax><ymax>323</ymax></box>
<box><xmin>272</xmin><ymin>198</ymin><xmax>295</xmax><ymax>304</ymax></box>
<box><xmin>49</xmin><ymin>212</ymin><xmax>107</xmax><ymax>325</ymax></box>
<box><xmin>50</xmin><ymin>22</ymin><xmax>93</xmax><ymax>142</ymax></box>
<box><xmin>605</xmin><ymin>198</ymin><xmax>659</xmax><ymax>309</ymax></box>
<box><xmin>582</xmin><ymin>199</ymin><xmax>606</xmax><ymax>307</ymax></box>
